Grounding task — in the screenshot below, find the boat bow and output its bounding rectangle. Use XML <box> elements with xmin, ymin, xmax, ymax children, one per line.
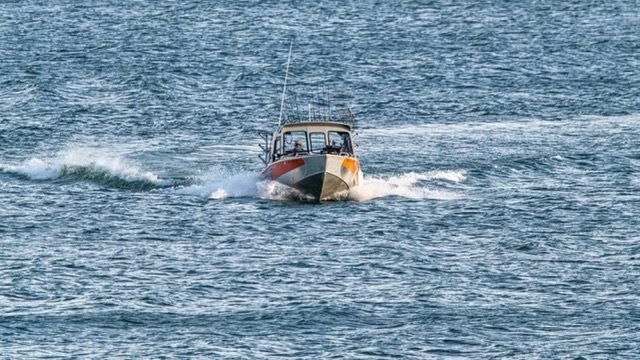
<box><xmin>262</xmin><ymin>154</ymin><xmax>360</xmax><ymax>200</ymax></box>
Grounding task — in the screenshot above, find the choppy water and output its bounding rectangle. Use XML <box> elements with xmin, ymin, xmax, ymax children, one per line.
<box><xmin>1</xmin><ymin>1</ymin><xmax>639</xmax><ymax>358</ymax></box>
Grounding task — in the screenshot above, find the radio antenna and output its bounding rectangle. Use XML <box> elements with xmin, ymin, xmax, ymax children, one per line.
<box><xmin>278</xmin><ymin>40</ymin><xmax>293</xmax><ymax>126</ymax></box>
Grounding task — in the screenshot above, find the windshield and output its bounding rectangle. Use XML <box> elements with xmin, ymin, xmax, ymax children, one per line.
<box><xmin>309</xmin><ymin>132</ymin><xmax>326</xmax><ymax>153</ymax></box>
<box><xmin>283</xmin><ymin>131</ymin><xmax>308</xmax><ymax>154</ymax></box>
<box><xmin>328</xmin><ymin>131</ymin><xmax>353</xmax><ymax>154</ymax></box>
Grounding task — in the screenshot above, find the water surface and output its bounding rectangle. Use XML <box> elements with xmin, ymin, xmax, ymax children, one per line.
<box><xmin>1</xmin><ymin>1</ymin><xmax>639</xmax><ymax>358</ymax></box>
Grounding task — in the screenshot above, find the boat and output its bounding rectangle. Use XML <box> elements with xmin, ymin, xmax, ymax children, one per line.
<box><xmin>258</xmin><ymin>44</ymin><xmax>363</xmax><ymax>201</ymax></box>
<box><xmin>259</xmin><ymin>119</ymin><xmax>363</xmax><ymax>200</ymax></box>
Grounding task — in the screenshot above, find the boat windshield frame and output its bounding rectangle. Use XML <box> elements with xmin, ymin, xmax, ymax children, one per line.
<box><xmin>270</xmin><ymin>122</ymin><xmax>356</xmax><ymax>161</ymax></box>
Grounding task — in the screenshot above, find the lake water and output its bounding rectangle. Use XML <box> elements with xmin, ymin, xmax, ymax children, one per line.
<box><xmin>1</xmin><ymin>1</ymin><xmax>639</xmax><ymax>358</ymax></box>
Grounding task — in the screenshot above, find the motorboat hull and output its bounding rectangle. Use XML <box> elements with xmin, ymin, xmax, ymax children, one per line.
<box><xmin>261</xmin><ymin>154</ymin><xmax>361</xmax><ymax>200</ymax></box>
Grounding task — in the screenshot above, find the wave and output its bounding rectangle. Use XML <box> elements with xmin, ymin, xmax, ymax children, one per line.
<box><xmin>348</xmin><ymin>170</ymin><xmax>465</xmax><ymax>201</ymax></box>
<box><xmin>0</xmin><ymin>148</ymin><xmax>177</xmax><ymax>190</ymax></box>
<box><xmin>174</xmin><ymin>167</ymin><xmax>313</xmax><ymax>201</ymax></box>
<box><xmin>175</xmin><ymin>168</ymin><xmax>263</xmax><ymax>199</ymax></box>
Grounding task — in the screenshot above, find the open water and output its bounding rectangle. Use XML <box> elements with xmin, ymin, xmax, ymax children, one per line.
<box><xmin>1</xmin><ymin>1</ymin><xmax>639</xmax><ymax>358</ymax></box>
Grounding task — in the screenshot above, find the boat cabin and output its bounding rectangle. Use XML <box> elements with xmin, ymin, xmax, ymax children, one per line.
<box><xmin>269</xmin><ymin>122</ymin><xmax>355</xmax><ymax>162</ymax></box>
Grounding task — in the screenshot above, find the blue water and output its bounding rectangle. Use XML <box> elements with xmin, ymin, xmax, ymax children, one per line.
<box><xmin>1</xmin><ymin>1</ymin><xmax>639</xmax><ymax>358</ymax></box>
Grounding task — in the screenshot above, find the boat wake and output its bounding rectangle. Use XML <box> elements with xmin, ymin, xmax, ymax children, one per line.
<box><xmin>348</xmin><ymin>170</ymin><xmax>465</xmax><ymax>201</ymax></box>
<box><xmin>0</xmin><ymin>148</ymin><xmax>178</xmax><ymax>190</ymax></box>
<box><xmin>174</xmin><ymin>167</ymin><xmax>311</xmax><ymax>201</ymax></box>
<box><xmin>176</xmin><ymin>169</ymin><xmax>465</xmax><ymax>202</ymax></box>
<box><xmin>175</xmin><ymin>168</ymin><xmax>263</xmax><ymax>199</ymax></box>
<box><xmin>2</xmin><ymin>148</ymin><xmax>465</xmax><ymax>201</ymax></box>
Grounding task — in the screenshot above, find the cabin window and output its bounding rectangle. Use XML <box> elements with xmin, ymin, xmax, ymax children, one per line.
<box><xmin>309</xmin><ymin>132</ymin><xmax>326</xmax><ymax>153</ymax></box>
<box><xmin>328</xmin><ymin>131</ymin><xmax>352</xmax><ymax>154</ymax></box>
<box><xmin>283</xmin><ymin>131</ymin><xmax>308</xmax><ymax>154</ymax></box>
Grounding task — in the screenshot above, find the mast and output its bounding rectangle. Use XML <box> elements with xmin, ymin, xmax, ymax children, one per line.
<box><xmin>278</xmin><ymin>40</ymin><xmax>293</xmax><ymax>126</ymax></box>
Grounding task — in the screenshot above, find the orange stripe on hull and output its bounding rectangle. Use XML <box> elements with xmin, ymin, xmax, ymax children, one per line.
<box><xmin>341</xmin><ymin>157</ymin><xmax>359</xmax><ymax>174</ymax></box>
<box><xmin>267</xmin><ymin>158</ymin><xmax>305</xmax><ymax>179</ymax></box>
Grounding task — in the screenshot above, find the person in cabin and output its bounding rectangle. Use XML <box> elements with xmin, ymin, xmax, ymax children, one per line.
<box><xmin>293</xmin><ymin>140</ymin><xmax>303</xmax><ymax>154</ymax></box>
<box><xmin>340</xmin><ymin>134</ymin><xmax>351</xmax><ymax>154</ymax></box>
<box><xmin>327</xmin><ymin>140</ymin><xmax>340</xmax><ymax>154</ymax></box>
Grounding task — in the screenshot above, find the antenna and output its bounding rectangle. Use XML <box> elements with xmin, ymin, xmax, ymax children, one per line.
<box><xmin>278</xmin><ymin>40</ymin><xmax>293</xmax><ymax>126</ymax></box>
<box><xmin>294</xmin><ymin>95</ymin><xmax>302</xmax><ymax>122</ymax></box>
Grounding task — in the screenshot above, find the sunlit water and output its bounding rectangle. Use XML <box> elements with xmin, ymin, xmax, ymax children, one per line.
<box><xmin>1</xmin><ymin>1</ymin><xmax>639</xmax><ymax>358</ymax></box>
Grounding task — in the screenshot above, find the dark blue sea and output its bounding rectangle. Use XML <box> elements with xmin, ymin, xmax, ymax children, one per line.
<box><xmin>1</xmin><ymin>1</ymin><xmax>639</xmax><ymax>358</ymax></box>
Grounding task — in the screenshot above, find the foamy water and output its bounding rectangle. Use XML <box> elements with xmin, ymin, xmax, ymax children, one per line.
<box><xmin>175</xmin><ymin>168</ymin><xmax>263</xmax><ymax>199</ymax></box>
<box><xmin>174</xmin><ymin>168</ymin><xmax>465</xmax><ymax>202</ymax></box>
<box><xmin>0</xmin><ymin>147</ymin><xmax>171</xmax><ymax>187</ymax></box>
<box><xmin>2</xmin><ymin>148</ymin><xmax>464</xmax><ymax>202</ymax></box>
<box><xmin>348</xmin><ymin>170</ymin><xmax>465</xmax><ymax>201</ymax></box>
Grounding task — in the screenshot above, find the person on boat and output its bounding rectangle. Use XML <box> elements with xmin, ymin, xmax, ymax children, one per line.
<box><xmin>324</xmin><ymin>140</ymin><xmax>339</xmax><ymax>155</ymax></box>
<box><xmin>293</xmin><ymin>140</ymin><xmax>304</xmax><ymax>154</ymax></box>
